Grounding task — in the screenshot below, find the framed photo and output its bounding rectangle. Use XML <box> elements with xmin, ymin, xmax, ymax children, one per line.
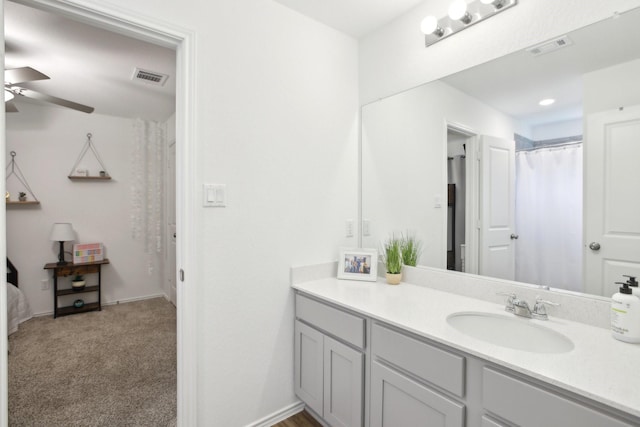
<box><xmin>337</xmin><ymin>248</ymin><xmax>378</xmax><ymax>282</ymax></box>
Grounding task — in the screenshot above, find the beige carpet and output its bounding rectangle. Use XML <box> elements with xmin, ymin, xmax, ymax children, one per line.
<box><xmin>8</xmin><ymin>297</ymin><xmax>176</xmax><ymax>427</ymax></box>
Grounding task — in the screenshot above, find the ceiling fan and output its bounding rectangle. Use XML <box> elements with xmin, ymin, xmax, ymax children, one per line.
<box><xmin>4</xmin><ymin>66</ymin><xmax>94</xmax><ymax>114</ymax></box>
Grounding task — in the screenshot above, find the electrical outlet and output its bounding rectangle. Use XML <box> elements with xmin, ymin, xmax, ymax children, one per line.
<box><xmin>363</xmin><ymin>219</ymin><xmax>371</xmax><ymax>237</ymax></box>
<box><xmin>346</xmin><ymin>219</ymin><xmax>354</xmax><ymax>238</ymax></box>
<box><xmin>40</xmin><ymin>279</ymin><xmax>50</xmax><ymax>291</ymax></box>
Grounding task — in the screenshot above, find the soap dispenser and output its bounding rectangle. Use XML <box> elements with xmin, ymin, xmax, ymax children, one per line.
<box><xmin>611</xmin><ymin>282</ymin><xmax>640</xmax><ymax>343</ymax></box>
<box><xmin>624</xmin><ymin>275</ymin><xmax>639</xmax><ymax>297</ymax></box>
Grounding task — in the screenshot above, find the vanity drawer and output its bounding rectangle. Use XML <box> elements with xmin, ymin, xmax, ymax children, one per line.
<box><xmin>372</xmin><ymin>322</ymin><xmax>465</xmax><ymax>397</ymax></box>
<box><xmin>295</xmin><ymin>293</ymin><xmax>365</xmax><ymax>349</ymax></box>
<box><xmin>483</xmin><ymin>368</ymin><xmax>633</xmax><ymax>427</ymax></box>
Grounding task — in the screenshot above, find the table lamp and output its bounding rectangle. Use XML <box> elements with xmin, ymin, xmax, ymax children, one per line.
<box><xmin>50</xmin><ymin>222</ymin><xmax>75</xmax><ymax>265</ymax></box>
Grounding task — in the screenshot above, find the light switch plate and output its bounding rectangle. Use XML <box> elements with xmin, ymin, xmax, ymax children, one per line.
<box><xmin>203</xmin><ymin>184</ymin><xmax>226</xmax><ymax>207</ymax></box>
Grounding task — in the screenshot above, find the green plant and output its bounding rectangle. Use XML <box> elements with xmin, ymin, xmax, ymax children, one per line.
<box><xmin>72</xmin><ymin>275</ymin><xmax>84</xmax><ymax>282</ymax></box>
<box><xmin>401</xmin><ymin>233</ymin><xmax>422</xmax><ymax>267</ymax></box>
<box><xmin>19</xmin><ymin>192</ymin><xmax>26</xmax><ymax>198</ymax></box>
<box><xmin>383</xmin><ymin>236</ymin><xmax>403</xmax><ymax>274</ymax></box>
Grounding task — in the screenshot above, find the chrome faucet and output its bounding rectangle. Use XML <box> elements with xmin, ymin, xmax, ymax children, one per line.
<box><xmin>497</xmin><ymin>293</ymin><xmax>559</xmax><ymax>320</ymax></box>
<box><xmin>497</xmin><ymin>292</ymin><xmax>516</xmax><ymax>313</ymax></box>
<box><xmin>532</xmin><ymin>296</ymin><xmax>560</xmax><ymax>320</ymax></box>
<box><xmin>512</xmin><ymin>297</ymin><xmax>532</xmax><ymax>318</ymax></box>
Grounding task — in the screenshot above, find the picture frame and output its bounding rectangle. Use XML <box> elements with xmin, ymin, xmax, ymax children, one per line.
<box><xmin>337</xmin><ymin>247</ymin><xmax>378</xmax><ymax>282</ymax></box>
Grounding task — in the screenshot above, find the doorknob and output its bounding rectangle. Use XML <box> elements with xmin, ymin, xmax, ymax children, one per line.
<box><xmin>173</xmin><ymin>232</ymin><xmax>177</xmax><ymax>238</ymax></box>
<box><xmin>589</xmin><ymin>242</ymin><xmax>601</xmax><ymax>251</ymax></box>
<box><xmin>510</xmin><ymin>234</ymin><xmax>519</xmax><ymax>240</ymax></box>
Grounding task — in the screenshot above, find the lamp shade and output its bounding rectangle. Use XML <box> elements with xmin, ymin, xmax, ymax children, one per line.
<box><xmin>50</xmin><ymin>223</ymin><xmax>75</xmax><ymax>242</ymax></box>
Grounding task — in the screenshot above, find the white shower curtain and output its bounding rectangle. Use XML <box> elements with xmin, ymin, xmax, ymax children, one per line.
<box><xmin>515</xmin><ymin>144</ymin><xmax>583</xmax><ymax>291</ymax></box>
<box><xmin>131</xmin><ymin>119</ymin><xmax>165</xmax><ymax>273</ymax></box>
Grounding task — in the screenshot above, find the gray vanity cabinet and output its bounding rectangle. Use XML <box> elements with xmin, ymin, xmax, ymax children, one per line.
<box><xmin>293</xmin><ymin>291</ymin><xmax>640</xmax><ymax>427</ymax></box>
<box><xmin>370</xmin><ymin>323</ymin><xmax>465</xmax><ymax>427</ymax></box>
<box><xmin>294</xmin><ymin>294</ymin><xmax>365</xmax><ymax>427</ymax></box>
<box><xmin>482</xmin><ymin>368</ymin><xmax>635</xmax><ymax>427</ymax></box>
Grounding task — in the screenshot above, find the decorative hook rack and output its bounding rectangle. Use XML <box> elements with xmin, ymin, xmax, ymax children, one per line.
<box><xmin>68</xmin><ymin>133</ymin><xmax>112</xmax><ymax>180</ymax></box>
<box><xmin>5</xmin><ymin>151</ymin><xmax>40</xmax><ymax>205</ymax></box>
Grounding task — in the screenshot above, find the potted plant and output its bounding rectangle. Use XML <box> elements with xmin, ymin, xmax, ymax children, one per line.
<box><xmin>18</xmin><ymin>192</ymin><xmax>27</xmax><ymax>202</ymax></box>
<box><xmin>401</xmin><ymin>233</ymin><xmax>422</xmax><ymax>267</ymax></box>
<box><xmin>383</xmin><ymin>236</ymin><xmax>403</xmax><ymax>285</ymax></box>
<box><xmin>71</xmin><ymin>275</ymin><xmax>86</xmax><ymax>291</ymax></box>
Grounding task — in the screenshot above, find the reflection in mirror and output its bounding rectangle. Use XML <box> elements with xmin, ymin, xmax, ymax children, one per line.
<box><xmin>361</xmin><ymin>7</ymin><xmax>640</xmax><ymax>298</ymax></box>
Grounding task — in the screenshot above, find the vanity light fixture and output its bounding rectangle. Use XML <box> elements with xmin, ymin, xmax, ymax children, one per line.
<box><xmin>422</xmin><ymin>0</ymin><xmax>518</xmax><ymax>47</ymax></box>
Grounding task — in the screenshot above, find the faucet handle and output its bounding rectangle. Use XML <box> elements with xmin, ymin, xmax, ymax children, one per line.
<box><xmin>532</xmin><ymin>296</ymin><xmax>560</xmax><ymax>320</ymax></box>
<box><xmin>497</xmin><ymin>292</ymin><xmax>516</xmax><ymax>313</ymax></box>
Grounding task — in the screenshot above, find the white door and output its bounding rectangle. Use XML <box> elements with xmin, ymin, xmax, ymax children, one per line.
<box><xmin>479</xmin><ymin>135</ymin><xmax>516</xmax><ymax>281</ymax></box>
<box><xmin>584</xmin><ymin>106</ymin><xmax>640</xmax><ymax>296</ymax></box>
<box><xmin>167</xmin><ymin>141</ymin><xmax>177</xmax><ymax>306</ymax></box>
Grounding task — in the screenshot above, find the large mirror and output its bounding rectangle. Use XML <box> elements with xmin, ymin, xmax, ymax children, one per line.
<box><xmin>362</xmin><ymin>7</ymin><xmax>640</xmax><ymax>298</ymax></box>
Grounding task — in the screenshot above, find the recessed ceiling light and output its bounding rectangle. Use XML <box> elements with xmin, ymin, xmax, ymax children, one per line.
<box><xmin>539</xmin><ymin>98</ymin><xmax>555</xmax><ymax>106</ymax></box>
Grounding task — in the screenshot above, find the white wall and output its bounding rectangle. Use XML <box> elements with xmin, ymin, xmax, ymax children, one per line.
<box><xmin>359</xmin><ymin>0</ymin><xmax>640</xmax><ymax>104</ymax></box>
<box><xmin>362</xmin><ymin>81</ymin><xmax>516</xmax><ymax>268</ymax></box>
<box><xmin>6</xmin><ymin>103</ymin><xmax>165</xmax><ymax>315</ymax></box>
<box><xmin>531</xmin><ymin>118</ymin><xmax>583</xmax><ymax>141</ymax></box>
<box><xmin>584</xmin><ymin>58</ymin><xmax>640</xmax><ymax>115</ymax></box>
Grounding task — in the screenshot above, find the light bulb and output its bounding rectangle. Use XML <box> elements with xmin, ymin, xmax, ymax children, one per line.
<box><xmin>539</xmin><ymin>98</ymin><xmax>555</xmax><ymax>106</ymax></box>
<box><xmin>4</xmin><ymin>90</ymin><xmax>14</xmax><ymax>103</ymax></box>
<box><xmin>448</xmin><ymin>0</ymin><xmax>468</xmax><ymax>20</ymax></box>
<box><xmin>420</xmin><ymin>16</ymin><xmax>439</xmax><ymax>35</ymax></box>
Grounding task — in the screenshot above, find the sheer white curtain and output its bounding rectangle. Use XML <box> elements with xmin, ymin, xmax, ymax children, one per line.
<box><xmin>131</xmin><ymin>119</ymin><xmax>165</xmax><ymax>272</ymax></box>
<box><xmin>515</xmin><ymin>144</ymin><xmax>583</xmax><ymax>291</ymax></box>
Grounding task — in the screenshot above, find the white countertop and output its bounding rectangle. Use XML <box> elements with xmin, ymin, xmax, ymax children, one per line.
<box><xmin>293</xmin><ymin>277</ymin><xmax>640</xmax><ymax>419</ymax></box>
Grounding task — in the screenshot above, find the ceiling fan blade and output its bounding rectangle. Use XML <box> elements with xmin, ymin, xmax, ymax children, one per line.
<box><xmin>5</xmin><ymin>67</ymin><xmax>50</xmax><ymax>85</ymax></box>
<box><xmin>17</xmin><ymin>88</ymin><xmax>94</xmax><ymax>114</ymax></box>
<box><xmin>5</xmin><ymin>101</ymin><xmax>19</xmax><ymax>113</ymax></box>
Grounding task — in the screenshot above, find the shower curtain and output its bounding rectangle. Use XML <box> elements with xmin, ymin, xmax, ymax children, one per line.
<box><xmin>515</xmin><ymin>144</ymin><xmax>583</xmax><ymax>291</ymax></box>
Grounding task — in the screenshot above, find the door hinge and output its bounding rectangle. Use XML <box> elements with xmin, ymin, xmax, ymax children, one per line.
<box><xmin>179</xmin><ymin>269</ymin><xmax>185</xmax><ymax>282</ymax></box>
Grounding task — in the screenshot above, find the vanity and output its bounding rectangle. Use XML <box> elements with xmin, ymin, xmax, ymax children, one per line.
<box><xmin>292</xmin><ymin>272</ymin><xmax>640</xmax><ymax>427</ymax></box>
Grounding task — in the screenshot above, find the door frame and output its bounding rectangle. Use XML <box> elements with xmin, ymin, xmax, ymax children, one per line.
<box><xmin>0</xmin><ymin>1</ymin><xmax>198</xmax><ymax>425</ymax></box>
<box><xmin>445</xmin><ymin>121</ymin><xmax>478</xmax><ymax>274</ymax></box>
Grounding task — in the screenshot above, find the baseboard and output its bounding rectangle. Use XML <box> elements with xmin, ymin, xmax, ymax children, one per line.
<box><xmin>103</xmin><ymin>293</ymin><xmax>167</xmax><ymax>306</ymax></box>
<box><xmin>32</xmin><ymin>293</ymin><xmax>168</xmax><ymax>317</ymax></box>
<box><xmin>245</xmin><ymin>401</ymin><xmax>305</xmax><ymax>427</ymax></box>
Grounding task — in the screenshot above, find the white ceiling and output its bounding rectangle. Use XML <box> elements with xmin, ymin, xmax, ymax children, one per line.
<box><xmin>4</xmin><ymin>1</ymin><xmax>176</xmax><ymax>121</ymax></box>
<box><xmin>273</xmin><ymin>0</ymin><xmax>424</xmax><ymax>38</ymax></box>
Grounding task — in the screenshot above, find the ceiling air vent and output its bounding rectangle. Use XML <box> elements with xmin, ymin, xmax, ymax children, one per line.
<box><xmin>526</xmin><ymin>35</ymin><xmax>573</xmax><ymax>56</ymax></box>
<box><xmin>132</xmin><ymin>68</ymin><xmax>169</xmax><ymax>86</ymax></box>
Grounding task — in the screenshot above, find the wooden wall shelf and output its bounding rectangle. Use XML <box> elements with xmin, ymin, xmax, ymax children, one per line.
<box><xmin>6</xmin><ymin>201</ymin><xmax>41</xmax><ymax>206</ymax></box>
<box><xmin>68</xmin><ymin>176</ymin><xmax>112</xmax><ymax>181</ymax></box>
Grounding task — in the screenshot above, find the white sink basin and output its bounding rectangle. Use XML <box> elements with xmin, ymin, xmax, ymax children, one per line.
<box><xmin>446</xmin><ymin>311</ymin><xmax>574</xmax><ymax>353</ymax></box>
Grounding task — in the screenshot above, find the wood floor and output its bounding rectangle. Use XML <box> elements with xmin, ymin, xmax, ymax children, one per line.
<box><xmin>273</xmin><ymin>410</ymin><xmax>322</xmax><ymax>427</ymax></box>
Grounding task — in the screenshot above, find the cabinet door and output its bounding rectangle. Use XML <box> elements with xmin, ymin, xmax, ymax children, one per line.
<box><xmin>294</xmin><ymin>320</ymin><xmax>324</xmax><ymax>416</ymax></box>
<box><xmin>323</xmin><ymin>335</ymin><xmax>364</xmax><ymax>427</ymax></box>
<box><xmin>370</xmin><ymin>361</ymin><xmax>465</xmax><ymax>427</ymax></box>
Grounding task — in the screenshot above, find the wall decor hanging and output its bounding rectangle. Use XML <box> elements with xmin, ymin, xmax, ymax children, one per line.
<box><xmin>5</xmin><ymin>151</ymin><xmax>40</xmax><ymax>205</ymax></box>
<box><xmin>68</xmin><ymin>133</ymin><xmax>112</xmax><ymax>180</ymax></box>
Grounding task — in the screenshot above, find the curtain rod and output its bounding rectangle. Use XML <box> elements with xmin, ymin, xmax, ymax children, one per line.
<box><xmin>517</xmin><ymin>140</ymin><xmax>583</xmax><ymax>152</ymax></box>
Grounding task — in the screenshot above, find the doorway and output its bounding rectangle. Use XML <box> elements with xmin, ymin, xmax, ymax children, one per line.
<box><xmin>1</xmin><ymin>0</ymin><xmax>196</xmax><ymax>424</ymax></box>
<box><xmin>446</xmin><ymin>129</ymin><xmax>467</xmax><ymax>272</ymax></box>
